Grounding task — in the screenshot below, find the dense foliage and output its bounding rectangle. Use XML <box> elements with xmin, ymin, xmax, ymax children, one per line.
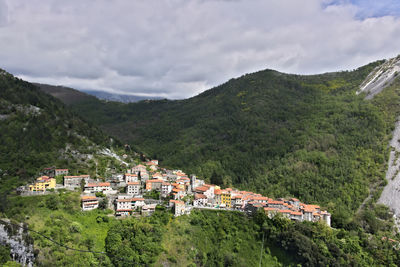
<box><xmin>67</xmin><ymin>60</ymin><xmax>400</xmax><ymax>227</ymax></box>
<box><xmin>0</xmin><ymin>69</ymin><xmax>116</xmax><ymax>198</ymax></box>
<box><xmin>3</xmin><ymin>192</ymin><xmax>114</xmax><ymax>266</ymax></box>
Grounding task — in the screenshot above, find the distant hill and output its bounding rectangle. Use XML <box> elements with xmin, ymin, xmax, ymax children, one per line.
<box><xmin>61</xmin><ymin>59</ymin><xmax>400</xmax><ymax>227</ymax></box>
<box><xmin>35</xmin><ymin>83</ymin><xmax>162</xmax><ymax>104</ymax></box>
<box><xmin>34</xmin><ymin>83</ymin><xmax>98</xmax><ymax>105</ymax></box>
<box><xmin>82</xmin><ymin>89</ymin><xmax>163</xmax><ymax>103</ymax></box>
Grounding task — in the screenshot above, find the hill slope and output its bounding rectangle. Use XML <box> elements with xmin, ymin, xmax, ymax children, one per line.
<box><xmin>0</xmin><ymin>70</ymin><xmax>123</xmax><ymax>199</ymax></box>
<box><xmin>46</xmin><ymin>60</ymin><xmax>400</xmax><ymax>226</ymax></box>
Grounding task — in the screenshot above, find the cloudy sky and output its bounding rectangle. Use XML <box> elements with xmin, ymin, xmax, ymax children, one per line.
<box><xmin>0</xmin><ymin>0</ymin><xmax>400</xmax><ymax>99</ymax></box>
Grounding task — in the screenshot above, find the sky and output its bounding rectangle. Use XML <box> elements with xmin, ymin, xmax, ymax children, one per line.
<box><xmin>0</xmin><ymin>0</ymin><xmax>400</xmax><ymax>99</ymax></box>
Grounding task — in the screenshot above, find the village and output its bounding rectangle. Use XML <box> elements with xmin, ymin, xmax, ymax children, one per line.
<box><xmin>23</xmin><ymin>160</ymin><xmax>331</xmax><ymax>227</ymax></box>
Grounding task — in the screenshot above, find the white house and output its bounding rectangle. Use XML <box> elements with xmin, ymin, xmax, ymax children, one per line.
<box><xmin>125</xmin><ymin>173</ymin><xmax>138</xmax><ymax>183</ymax></box>
<box><xmin>194</xmin><ymin>194</ymin><xmax>208</xmax><ymax>206</ymax></box>
<box><xmin>81</xmin><ymin>196</ymin><xmax>98</xmax><ymax>211</ymax></box>
<box><xmin>85</xmin><ymin>182</ymin><xmax>111</xmax><ymax>194</ymax></box>
<box><xmin>127</xmin><ymin>181</ymin><xmax>141</xmax><ymax>196</ymax></box>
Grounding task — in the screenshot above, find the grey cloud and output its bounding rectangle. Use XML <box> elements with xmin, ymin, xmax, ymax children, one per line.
<box><xmin>0</xmin><ymin>0</ymin><xmax>400</xmax><ymax>99</ymax></box>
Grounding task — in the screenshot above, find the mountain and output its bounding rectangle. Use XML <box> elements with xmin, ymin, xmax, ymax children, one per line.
<box><xmin>55</xmin><ymin>58</ymin><xmax>400</xmax><ymax>227</ymax></box>
<box><xmin>0</xmin><ymin>70</ymin><xmax>126</xmax><ymax>199</ymax></box>
<box><xmin>82</xmin><ymin>90</ymin><xmax>163</xmax><ymax>103</ymax></box>
<box><xmin>34</xmin><ymin>83</ymin><xmax>99</xmax><ymax>105</ymax></box>
<box><xmin>35</xmin><ymin>83</ymin><xmax>162</xmax><ymax>104</ymax></box>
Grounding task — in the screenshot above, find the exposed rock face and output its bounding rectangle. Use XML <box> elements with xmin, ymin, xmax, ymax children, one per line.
<box><xmin>357</xmin><ymin>56</ymin><xmax>400</xmax><ymax>99</ymax></box>
<box><xmin>0</xmin><ymin>219</ymin><xmax>35</xmax><ymax>266</ymax></box>
<box><xmin>378</xmin><ymin>120</ymin><xmax>400</xmax><ymax>217</ymax></box>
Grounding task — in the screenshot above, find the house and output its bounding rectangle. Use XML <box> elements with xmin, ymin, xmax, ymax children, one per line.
<box><xmin>161</xmin><ymin>182</ymin><xmax>173</xmax><ymax>196</ymax></box>
<box><xmin>85</xmin><ymin>182</ymin><xmax>111</xmax><ymax>194</ymax></box>
<box><xmin>221</xmin><ymin>190</ymin><xmax>231</xmax><ymax>208</ymax></box>
<box><xmin>290</xmin><ymin>211</ymin><xmax>303</xmax><ymax>221</ymax></box>
<box><xmin>131</xmin><ymin>197</ymin><xmax>145</xmax><ymax>208</ymax></box>
<box><xmin>214</xmin><ymin>189</ymin><xmax>221</xmax><ymax>205</ymax></box>
<box><xmin>191</xmin><ymin>175</ymin><xmax>204</xmax><ymax>191</ymax></box>
<box><xmin>320</xmin><ymin>211</ymin><xmax>331</xmax><ymax>227</ymax></box>
<box><xmin>64</xmin><ymin>175</ymin><xmax>90</xmax><ymax>188</ymax></box>
<box><xmin>278</xmin><ymin>209</ymin><xmax>292</xmax><ymax>218</ymax></box>
<box><xmin>81</xmin><ymin>196</ymin><xmax>98</xmax><ymax>211</ymax></box>
<box><xmin>55</xmin><ymin>169</ymin><xmax>69</xmax><ymax>176</ymax></box>
<box><xmin>194</xmin><ymin>194</ymin><xmax>208</xmax><ymax>206</ymax></box>
<box><xmin>172</xmin><ymin>188</ymin><xmax>186</xmax><ymax>200</ymax></box>
<box><xmin>145</xmin><ymin>179</ymin><xmax>163</xmax><ymax>191</ymax></box>
<box><xmin>125</xmin><ymin>173</ymin><xmax>138</xmax><ymax>183</ymax></box>
<box><xmin>267</xmin><ymin>200</ymin><xmax>285</xmax><ymax>209</ymax></box>
<box><xmin>127</xmin><ymin>181</ymin><xmax>141</xmax><ymax>196</ymax></box>
<box><xmin>140</xmin><ymin>171</ymin><xmax>150</xmax><ymax>182</ymax></box>
<box><xmin>231</xmin><ymin>195</ymin><xmax>243</xmax><ymax>209</ymax></box>
<box><xmin>146</xmin><ymin>161</ymin><xmax>158</xmax><ymax>171</ymax></box>
<box><xmin>141</xmin><ymin>203</ymin><xmax>157</xmax><ymax>216</ymax></box>
<box><xmin>129</xmin><ymin>164</ymin><xmax>147</xmax><ymax>174</ymax></box>
<box><xmin>29</xmin><ymin>176</ymin><xmax>56</xmax><ymax>192</ymax></box>
<box><xmin>115</xmin><ymin>198</ymin><xmax>133</xmax><ymax>216</ymax></box>
<box><xmin>264</xmin><ymin>207</ymin><xmax>278</xmax><ymax>218</ymax></box>
<box><xmin>152</xmin><ymin>172</ymin><xmax>163</xmax><ymax>180</ymax></box>
<box><xmin>245</xmin><ymin>201</ymin><xmax>264</xmax><ymax>214</ymax></box>
<box><xmin>170</xmin><ymin>200</ymin><xmax>189</xmax><ymax>217</ymax></box>
<box><xmin>194</xmin><ymin>184</ymin><xmax>214</xmax><ymax>201</ymax></box>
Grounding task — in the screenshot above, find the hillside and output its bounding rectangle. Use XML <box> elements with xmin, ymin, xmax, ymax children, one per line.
<box><xmin>0</xmin><ymin>70</ymin><xmax>126</xmax><ymax>200</ymax></box>
<box><xmin>34</xmin><ymin>83</ymin><xmax>98</xmax><ymax>105</ymax></box>
<box><xmin>55</xmin><ymin>59</ymin><xmax>400</xmax><ymax>227</ymax></box>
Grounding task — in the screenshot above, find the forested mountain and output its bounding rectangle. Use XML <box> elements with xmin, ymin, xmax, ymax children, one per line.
<box><xmin>55</xmin><ymin>59</ymin><xmax>400</xmax><ymax>226</ymax></box>
<box><xmin>0</xmin><ymin>69</ymin><xmax>120</xmax><ymax>199</ymax></box>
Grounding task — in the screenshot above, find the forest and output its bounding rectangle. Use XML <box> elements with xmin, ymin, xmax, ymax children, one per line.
<box><xmin>67</xmin><ymin>60</ymin><xmax>400</xmax><ymax>227</ymax></box>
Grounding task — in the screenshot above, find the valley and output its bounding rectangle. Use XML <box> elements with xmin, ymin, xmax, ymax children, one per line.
<box><xmin>2</xmin><ymin>56</ymin><xmax>400</xmax><ymax>265</ymax></box>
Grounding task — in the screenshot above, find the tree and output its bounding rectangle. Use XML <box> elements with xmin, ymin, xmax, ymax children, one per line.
<box><xmin>210</xmin><ymin>171</ymin><xmax>223</xmax><ymax>186</ymax></box>
<box><xmin>45</xmin><ymin>195</ymin><xmax>59</xmax><ymax>210</ymax></box>
<box><xmin>0</xmin><ymin>245</ymin><xmax>10</xmax><ymax>265</ymax></box>
<box><xmin>98</xmin><ymin>197</ymin><xmax>108</xmax><ymax>210</ymax></box>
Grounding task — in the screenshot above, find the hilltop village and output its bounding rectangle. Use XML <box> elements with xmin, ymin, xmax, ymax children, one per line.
<box><xmin>23</xmin><ymin>160</ymin><xmax>331</xmax><ymax>226</ymax></box>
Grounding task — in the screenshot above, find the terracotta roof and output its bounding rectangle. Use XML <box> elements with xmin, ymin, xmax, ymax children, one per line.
<box><xmin>253</xmin><ymin>196</ymin><xmax>268</xmax><ymax>201</ymax></box>
<box><xmin>147</xmin><ymin>179</ymin><xmax>163</xmax><ymax>183</ymax></box>
<box><xmin>170</xmin><ymin>199</ymin><xmax>184</xmax><ymax>205</ymax></box>
<box><xmin>291</xmin><ymin>211</ymin><xmax>302</xmax><ymax>216</ymax></box>
<box><xmin>55</xmin><ymin>169</ymin><xmax>68</xmax><ymax>171</ymax></box>
<box><xmin>279</xmin><ymin>209</ymin><xmax>292</xmax><ymax>213</ymax></box>
<box><xmin>268</xmin><ymin>200</ymin><xmax>284</xmax><ymax>205</ymax></box>
<box><xmin>214</xmin><ymin>189</ymin><xmax>222</xmax><ymax>195</ymax></box>
<box><xmin>116</xmin><ymin>199</ymin><xmax>132</xmax><ymax>202</ymax></box>
<box><xmin>195</xmin><ymin>186</ymin><xmax>209</xmax><ymax>192</ymax></box>
<box><xmin>125</xmin><ymin>173</ymin><xmax>137</xmax><ymax>176</ymax></box>
<box><xmin>127</xmin><ymin>182</ymin><xmax>140</xmax><ymax>185</ymax></box>
<box><xmin>65</xmin><ymin>175</ymin><xmax>90</xmax><ymax>179</ymax></box>
<box><xmin>264</xmin><ymin>207</ymin><xmax>278</xmax><ymax>211</ymax></box>
<box><xmin>195</xmin><ymin>193</ymin><xmax>207</xmax><ymax>199</ymax></box>
<box><xmin>290</xmin><ymin>198</ymin><xmax>300</xmax><ymax>202</ymax></box>
<box><xmin>81</xmin><ymin>196</ymin><xmax>97</xmax><ymax>201</ymax></box>
<box><xmin>85</xmin><ymin>182</ymin><xmax>110</xmax><ymax>187</ymax></box>
<box><xmin>116</xmin><ymin>209</ymin><xmax>132</xmax><ymax>212</ymax></box>
<box><xmin>132</xmin><ymin>198</ymin><xmax>145</xmax><ymax>201</ymax></box>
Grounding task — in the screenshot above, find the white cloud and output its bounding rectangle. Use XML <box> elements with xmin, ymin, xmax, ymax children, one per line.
<box><xmin>0</xmin><ymin>0</ymin><xmax>400</xmax><ymax>99</ymax></box>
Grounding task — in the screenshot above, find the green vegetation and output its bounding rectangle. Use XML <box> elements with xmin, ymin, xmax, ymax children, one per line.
<box><xmin>66</xmin><ymin>60</ymin><xmax>400</xmax><ymax>227</ymax></box>
<box><xmin>3</xmin><ymin>192</ymin><xmax>114</xmax><ymax>266</ymax></box>
<box><xmin>0</xmin><ymin>69</ymin><xmax>116</xmax><ymax>199</ymax></box>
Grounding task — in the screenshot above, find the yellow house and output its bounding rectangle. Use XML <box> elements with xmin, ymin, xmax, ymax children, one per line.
<box><xmin>221</xmin><ymin>190</ymin><xmax>231</xmax><ymax>208</ymax></box>
<box><xmin>29</xmin><ymin>176</ymin><xmax>56</xmax><ymax>191</ymax></box>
